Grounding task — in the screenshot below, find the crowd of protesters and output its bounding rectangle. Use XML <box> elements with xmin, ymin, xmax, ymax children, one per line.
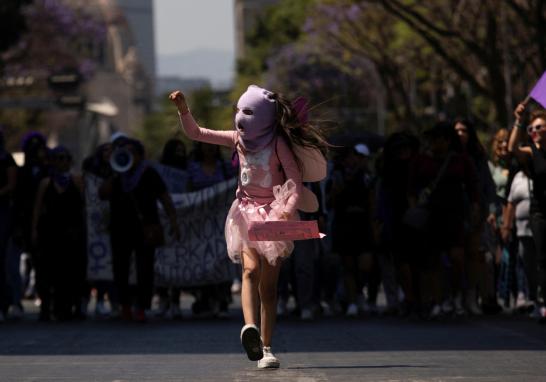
<box><xmin>0</xmin><ymin>101</ymin><xmax>545</xmax><ymax>325</ymax></box>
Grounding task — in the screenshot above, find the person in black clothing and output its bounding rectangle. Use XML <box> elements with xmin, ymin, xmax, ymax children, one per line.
<box><xmin>375</xmin><ymin>132</ymin><xmax>421</xmax><ymax>315</ymax></box>
<box><xmin>453</xmin><ymin>119</ymin><xmax>497</xmax><ymax>315</ymax></box>
<box><xmin>509</xmin><ymin>104</ymin><xmax>546</xmax><ymax>323</ymax></box>
<box><xmin>327</xmin><ymin>146</ymin><xmax>375</xmax><ymax>317</ymax></box>
<box><xmin>409</xmin><ymin>122</ymin><xmax>479</xmax><ymax>318</ymax></box>
<box><xmin>0</xmin><ymin>129</ymin><xmax>17</xmax><ymax>321</ymax></box>
<box><xmin>99</xmin><ymin>138</ymin><xmax>180</xmax><ymax>322</ymax></box>
<box><xmin>13</xmin><ymin>132</ymin><xmax>49</xmax><ymax>304</ymax></box>
<box><xmin>32</xmin><ymin>147</ymin><xmax>86</xmax><ymax>321</ymax></box>
<box><xmin>156</xmin><ymin>138</ymin><xmax>187</xmax><ymax>319</ymax></box>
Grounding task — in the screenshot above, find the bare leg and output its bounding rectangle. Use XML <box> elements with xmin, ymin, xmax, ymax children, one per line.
<box><xmin>259</xmin><ymin>257</ymin><xmax>283</xmax><ymax>347</ymax></box>
<box><xmin>241</xmin><ymin>247</ymin><xmax>261</xmax><ymax>325</ymax></box>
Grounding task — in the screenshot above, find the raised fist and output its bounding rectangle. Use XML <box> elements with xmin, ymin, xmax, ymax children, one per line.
<box><xmin>169</xmin><ymin>90</ymin><xmax>189</xmax><ymax>113</ymax></box>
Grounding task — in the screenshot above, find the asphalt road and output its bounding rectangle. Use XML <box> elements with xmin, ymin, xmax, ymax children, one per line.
<box><xmin>1</xmin><ymin>300</ymin><xmax>545</xmax><ymax>382</ymax></box>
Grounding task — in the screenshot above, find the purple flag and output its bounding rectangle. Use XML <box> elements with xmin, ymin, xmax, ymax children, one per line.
<box><xmin>530</xmin><ymin>71</ymin><xmax>546</xmax><ymax>108</ymax></box>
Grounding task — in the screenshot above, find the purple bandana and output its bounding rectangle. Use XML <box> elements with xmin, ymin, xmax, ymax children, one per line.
<box><xmin>235</xmin><ymin>85</ymin><xmax>277</xmax><ymax>152</ymax></box>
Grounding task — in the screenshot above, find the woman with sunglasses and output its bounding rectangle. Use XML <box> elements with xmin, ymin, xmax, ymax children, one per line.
<box><xmin>508</xmin><ymin>103</ymin><xmax>546</xmax><ymax>323</ymax></box>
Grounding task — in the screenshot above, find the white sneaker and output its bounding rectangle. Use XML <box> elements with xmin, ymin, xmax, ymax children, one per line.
<box><xmin>441</xmin><ymin>299</ymin><xmax>454</xmax><ymax>314</ymax></box>
<box><xmin>465</xmin><ymin>290</ymin><xmax>482</xmax><ymax>315</ymax></box>
<box><xmin>257</xmin><ymin>346</ymin><xmax>280</xmax><ymax>369</ymax></box>
<box><xmin>466</xmin><ymin>299</ymin><xmax>483</xmax><ymax>316</ymax></box>
<box><xmin>300</xmin><ymin>308</ymin><xmax>314</xmax><ymax>321</ymax></box>
<box><xmin>454</xmin><ymin>294</ymin><xmax>466</xmax><ymax>316</ymax></box>
<box><xmin>231</xmin><ymin>279</ymin><xmax>242</xmax><ymax>294</ymax></box>
<box><xmin>515</xmin><ymin>292</ymin><xmax>528</xmax><ymax>309</ymax></box>
<box><xmin>240</xmin><ymin>324</ymin><xmax>263</xmax><ymax>361</ymax></box>
<box><xmin>345</xmin><ymin>303</ymin><xmax>358</xmax><ymax>317</ymax></box>
<box><xmin>429</xmin><ymin>304</ymin><xmax>442</xmax><ymax>319</ymax></box>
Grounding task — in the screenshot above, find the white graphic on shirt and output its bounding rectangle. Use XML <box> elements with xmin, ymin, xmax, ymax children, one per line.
<box><xmin>240</xmin><ymin>147</ymin><xmax>272</xmax><ymax>187</ymax></box>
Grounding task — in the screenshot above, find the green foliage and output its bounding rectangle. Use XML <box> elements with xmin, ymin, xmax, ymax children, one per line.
<box><xmin>137</xmin><ymin>88</ymin><xmax>234</xmax><ymax>160</ymax></box>
<box><xmin>136</xmin><ymin>93</ymin><xmax>187</xmax><ymax>161</ymax></box>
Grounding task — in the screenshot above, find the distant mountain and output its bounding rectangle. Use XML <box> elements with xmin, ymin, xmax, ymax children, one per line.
<box><xmin>158</xmin><ymin>49</ymin><xmax>234</xmax><ymax>88</ymax></box>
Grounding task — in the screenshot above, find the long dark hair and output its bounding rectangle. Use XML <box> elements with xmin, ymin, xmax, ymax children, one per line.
<box><xmin>270</xmin><ymin>93</ymin><xmax>330</xmax><ymax>170</ymax></box>
<box><xmin>453</xmin><ymin>118</ymin><xmax>486</xmax><ymax>160</ymax></box>
<box><xmin>161</xmin><ymin>138</ymin><xmax>187</xmax><ymax>170</ymax></box>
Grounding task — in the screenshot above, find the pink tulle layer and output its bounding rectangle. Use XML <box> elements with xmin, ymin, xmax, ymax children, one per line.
<box><xmin>225</xmin><ymin>180</ymin><xmax>296</xmax><ymax>266</ymax></box>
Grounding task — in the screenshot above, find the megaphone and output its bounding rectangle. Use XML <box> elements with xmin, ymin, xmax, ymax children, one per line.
<box><xmin>110</xmin><ymin>147</ymin><xmax>133</xmax><ymax>173</ymax></box>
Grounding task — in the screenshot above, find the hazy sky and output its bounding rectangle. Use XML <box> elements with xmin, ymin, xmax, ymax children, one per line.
<box><xmin>153</xmin><ymin>0</ymin><xmax>235</xmax><ymax>55</ymax></box>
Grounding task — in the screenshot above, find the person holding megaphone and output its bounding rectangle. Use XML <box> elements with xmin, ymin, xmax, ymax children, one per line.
<box><xmin>99</xmin><ymin>137</ymin><xmax>180</xmax><ymax>322</ymax></box>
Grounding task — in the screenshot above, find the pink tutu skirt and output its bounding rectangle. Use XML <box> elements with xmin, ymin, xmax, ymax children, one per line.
<box><xmin>225</xmin><ymin>180</ymin><xmax>296</xmax><ymax>266</ymax></box>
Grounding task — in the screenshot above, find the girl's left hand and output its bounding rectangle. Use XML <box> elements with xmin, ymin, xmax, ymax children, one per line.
<box><xmin>279</xmin><ymin>211</ymin><xmax>290</xmax><ymax>220</ymax></box>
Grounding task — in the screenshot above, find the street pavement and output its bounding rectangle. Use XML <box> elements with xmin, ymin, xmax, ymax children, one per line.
<box><xmin>1</xmin><ymin>298</ymin><xmax>546</xmax><ymax>382</ymax></box>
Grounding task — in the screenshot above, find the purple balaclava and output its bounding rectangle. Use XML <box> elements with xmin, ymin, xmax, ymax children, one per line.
<box><xmin>235</xmin><ymin>85</ymin><xmax>277</xmax><ymax>152</ymax></box>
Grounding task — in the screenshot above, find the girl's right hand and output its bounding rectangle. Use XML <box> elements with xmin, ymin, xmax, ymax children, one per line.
<box><xmin>169</xmin><ymin>90</ymin><xmax>189</xmax><ymax>113</ymax></box>
<box><xmin>514</xmin><ymin>102</ymin><xmax>526</xmax><ymax>121</ymax></box>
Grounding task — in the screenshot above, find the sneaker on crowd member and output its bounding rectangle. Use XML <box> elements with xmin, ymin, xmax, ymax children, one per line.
<box><xmin>441</xmin><ymin>299</ymin><xmax>454</xmax><ymax>314</ymax></box>
<box><xmin>539</xmin><ymin>306</ymin><xmax>546</xmax><ymax>324</ymax></box>
<box><xmin>257</xmin><ymin>346</ymin><xmax>280</xmax><ymax>369</ymax></box>
<box><xmin>465</xmin><ymin>290</ymin><xmax>483</xmax><ymax>316</ymax></box>
<box><xmin>9</xmin><ymin>305</ymin><xmax>24</xmax><ymax>320</ymax></box>
<box><xmin>429</xmin><ymin>304</ymin><xmax>442</xmax><ymax>320</ymax></box>
<box><xmin>515</xmin><ymin>292</ymin><xmax>529</xmax><ymax>310</ymax></box>
<box><xmin>454</xmin><ymin>294</ymin><xmax>466</xmax><ymax>316</ymax></box>
<box><xmin>345</xmin><ymin>303</ymin><xmax>358</xmax><ymax>317</ymax></box>
<box><xmin>231</xmin><ymin>279</ymin><xmax>242</xmax><ymax>294</ymax></box>
<box><xmin>300</xmin><ymin>308</ymin><xmax>314</xmax><ymax>321</ymax></box>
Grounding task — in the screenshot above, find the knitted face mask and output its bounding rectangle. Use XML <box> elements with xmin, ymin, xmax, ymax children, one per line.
<box><xmin>235</xmin><ymin>85</ymin><xmax>277</xmax><ymax>152</ymax></box>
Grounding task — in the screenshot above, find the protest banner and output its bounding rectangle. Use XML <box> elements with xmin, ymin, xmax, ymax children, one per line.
<box><xmin>85</xmin><ymin>174</ymin><xmax>114</xmax><ymax>281</ymax></box>
<box><xmin>154</xmin><ymin>178</ymin><xmax>237</xmax><ymax>287</ymax></box>
<box><xmin>85</xmin><ymin>170</ymin><xmax>237</xmax><ymax>287</ymax></box>
<box><xmin>153</xmin><ymin>163</ymin><xmax>188</xmax><ymax>194</ymax></box>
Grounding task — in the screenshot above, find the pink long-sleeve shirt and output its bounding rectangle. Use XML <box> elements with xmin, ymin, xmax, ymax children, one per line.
<box><xmin>179</xmin><ymin>112</ymin><xmax>302</xmax><ymax>214</ymax></box>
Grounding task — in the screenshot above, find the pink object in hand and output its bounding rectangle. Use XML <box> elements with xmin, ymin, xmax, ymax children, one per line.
<box><xmin>248</xmin><ymin>220</ymin><xmax>324</xmax><ymax>241</ymax></box>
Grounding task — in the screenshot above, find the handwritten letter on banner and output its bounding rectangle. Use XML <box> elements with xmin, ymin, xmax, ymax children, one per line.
<box><xmin>85</xmin><ymin>172</ymin><xmax>237</xmax><ymax>287</ymax></box>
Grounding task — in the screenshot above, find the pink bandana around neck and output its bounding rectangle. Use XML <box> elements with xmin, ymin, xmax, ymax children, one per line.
<box><xmin>235</xmin><ymin>85</ymin><xmax>277</xmax><ymax>152</ymax></box>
